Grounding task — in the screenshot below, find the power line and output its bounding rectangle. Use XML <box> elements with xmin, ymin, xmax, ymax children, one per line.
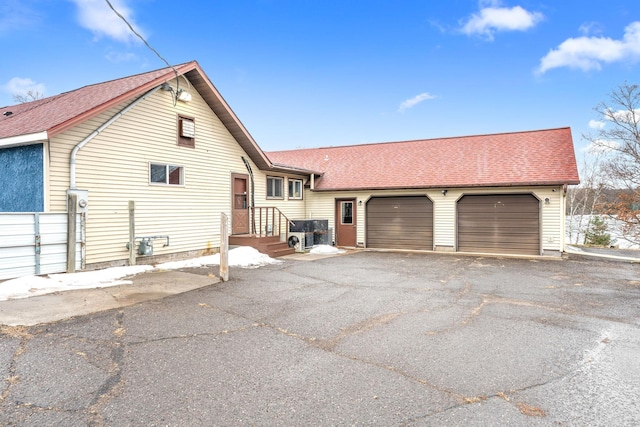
<box><xmin>104</xmin><ymin>0</ymin><xmax>179</xmax><ymax>93</ymax></box>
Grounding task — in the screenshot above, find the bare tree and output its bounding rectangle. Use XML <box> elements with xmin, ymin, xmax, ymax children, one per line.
<box><xmin>12</xmin><ymin>90</ymin><xmax>45</xmax><ymax>103</ymax></box>
<box><xmin>566</xmin><ymin>152</ymin><xmax>607</xmax><ymax>244</ymax></box>
<box><xmin>584</xmin><ymin>82</ymin><xmax>640</xmax><ymax>246</ymax></box>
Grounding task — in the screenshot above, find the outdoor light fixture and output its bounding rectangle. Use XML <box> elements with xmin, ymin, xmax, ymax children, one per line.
<box><xmin>441</xmin><ymin>189</ymin><xmax>448</xmax><ymax>196</ymax></box>
<box><xmin>358</xmin><ymin>200</ymin><xmax>363</xmax><ymax>206</ymax></box>
<box><xmin>545</xmin><ymin>198</ymin><xmax>550</xmax><ymax>204</ymax></box>
<box><xmin>177</xmin><ymin>89</ymin><xmax>192</xmax><ymax>102</ymax></box>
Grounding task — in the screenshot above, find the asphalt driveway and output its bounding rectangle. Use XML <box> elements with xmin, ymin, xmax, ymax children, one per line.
<box><xmin>1</xmin><ymin>251</ymin><xmax>639</xmax><ymax>426</ymax></box>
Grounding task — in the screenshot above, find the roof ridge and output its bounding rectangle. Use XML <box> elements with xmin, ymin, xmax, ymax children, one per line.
<box><xmin>63</xmin><ymin>60</ymin><xmax>195</xmax><ymax>94</ymax></box>
<box><xmin>266</xmin><ymin>127</ymin><xmax>571</xmax><ymax>153</ymax></box>
<box><xmin>1</xmin><ymin>61</ymin><xmax>196</xmax><ymax>111</ymax></box>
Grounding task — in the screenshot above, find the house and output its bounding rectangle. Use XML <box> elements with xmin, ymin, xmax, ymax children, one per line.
<box><xmin>0</xmin><ymin>61</ymin><xmax>310</xmax><ymax>273</ymax></box>
<box><xmin>0</xmin><ymin>61</ymin><xmax>579</xmax><ymax>277</ymax></box>
<box><xmin>267</xmin><ymin>128</ymin><xmax>580</xmax><ymax>256</ymax></box>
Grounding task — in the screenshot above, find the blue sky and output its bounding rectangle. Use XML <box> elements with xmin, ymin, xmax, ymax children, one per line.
<box><xmin>1</xmin><ymin>1</ymin><xmax>639</xmax><ymax>156</ymax></box>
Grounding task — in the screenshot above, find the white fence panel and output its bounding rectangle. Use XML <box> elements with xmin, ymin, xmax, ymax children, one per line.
<box><xmin>0</xmin><ymin>213</ymin><xmax>84</xmax><ymax>280</ymax></box>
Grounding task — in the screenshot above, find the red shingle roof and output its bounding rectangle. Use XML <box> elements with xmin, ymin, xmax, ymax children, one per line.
<box><xmin>0</xmin><ymin>61</ymin><xmax>275</xmax><ymax>170</ymax></box>
<box><xmin>0</xmin><ymin>65</ymin><xmax>192</xmax><ymax>140</ymax></box>
<box><xmin>267</xmin><ymin>128</ymin><xmax>580</xmax><ymax>190</ymax></box>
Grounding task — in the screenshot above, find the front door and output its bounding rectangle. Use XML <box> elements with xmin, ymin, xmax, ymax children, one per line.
<box><xmin>231</xmin><ymin>174</ymin><xmax>249</xmax><ymax>235</ymax></box>
<box><xmin>335</xmin><ymin>199</ymin><xmax>357</xmax><ymax>247</ymax></box>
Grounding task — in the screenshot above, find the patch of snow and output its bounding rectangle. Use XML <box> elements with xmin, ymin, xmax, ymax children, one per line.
<box><xmin>309</xmin><ymin>245</ymin><xmax>345</xmax><ymax>254</ymax></box>
<box><xmin>566</xmin><ymin>215</ymin><xmax>639</xmax><ymax>249</ymax></box>
<box><xmin>0</xmin><ymin>246</ymin><xmax>280</xmax><ymax>302</ymax></box>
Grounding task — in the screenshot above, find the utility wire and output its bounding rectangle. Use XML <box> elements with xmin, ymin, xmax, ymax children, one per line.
<box><xmin>104</xmin><ymin>0</ymin><xmax>180</xmax><ymax>99</ymax></box>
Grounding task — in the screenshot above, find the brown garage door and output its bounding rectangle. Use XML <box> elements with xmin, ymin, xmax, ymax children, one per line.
<box><xmin>457</xmin><ymin>194</ymin><xmax>540</xmax><ymax>255</ymax></box>
<box><xmin>366</xmin><ymin>196</ymin><xmax>433</xmax><ymax>250</ymax></box>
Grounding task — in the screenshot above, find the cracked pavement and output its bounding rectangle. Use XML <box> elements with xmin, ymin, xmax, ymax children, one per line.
<box><xmin>0</xmin><ymin>251</ymin><xmax>639</xmax><ymax>426</ymax></box>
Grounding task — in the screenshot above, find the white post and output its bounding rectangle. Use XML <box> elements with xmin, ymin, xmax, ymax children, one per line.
<box><xmin>220</xmin><ymin>213</ymin><xmax>229</xmax><ymax>281</ymax></box>
<box><xmin>129</xmin><ymin>200</ymin><xmax>136</xmax><ymax>266</ymax></box>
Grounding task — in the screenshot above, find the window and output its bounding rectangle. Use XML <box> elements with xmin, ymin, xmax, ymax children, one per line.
<box><xmin>150</xmin><ymin>163</ymin><xmax>184</xmax><ymax>185</ymax></box>
<box><xmin>267</xmin><ymin>176</ymin><xmax>284</xmax><ymax>199</ymax></box>
<box><xmin>341</xmin><ymin>201</ymin><xmax>353</xmax><ymax>224</ymax></box>
<box><xmin>177</xmin><ymin>115</ymin><xmax>195</xmax><ymax>148</ymax></box>
<box><xmin>288</xmin><ymin>179</ymin><xmax>303</xmax><ymax>199</ymax></box>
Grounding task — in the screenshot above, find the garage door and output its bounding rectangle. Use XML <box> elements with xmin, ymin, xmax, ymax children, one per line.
<box><xmin>366</xmin><ymin>196</ymin><xmax>433</xmax><ymax>250</ymax></box>
<box><xmin>457</xmin><ymin>194</ymin><xmax>540</xmax><ymax>255</ymax></box>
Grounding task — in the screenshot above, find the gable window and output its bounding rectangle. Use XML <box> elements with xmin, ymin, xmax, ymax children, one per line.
<box><xmin>267</xmin><ymin>176</ymin><xmax>284</xmax><ymax>199</ymax></box>
<box><xmin>150</xmin><ymin>163</ymin><xmax>184</xmax><ymax>185</ymax></box>
<box><xmin>288</xmin><ymin>178</ymin><xmax>303</xmax><ymax>200</ymax></box>
<box><xmin>177</xmin><ymin>115</ymin><xmax>195</xmax><ymax>148</ymax></box>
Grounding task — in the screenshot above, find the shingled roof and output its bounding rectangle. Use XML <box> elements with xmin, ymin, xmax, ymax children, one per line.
<box><xmin>0</xmin><ymin>61</ymin><xmax>276</xmax><ymax>170</ymax></box>
<box><xmin>267</xmin><ymin>127</ymin><xmax>580</xmax><ymax>190</ymax></box>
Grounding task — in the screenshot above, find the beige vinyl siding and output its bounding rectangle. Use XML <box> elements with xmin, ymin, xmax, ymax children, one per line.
<box><xmin>303</xmin><ymin>186</ymin><xmax>565</xmax><ymax>254</ymax></box>
<box><xmin>539</xmin><ymin>186</ymin><xmax>564</xmax><ymax>252</ymax></box>
<box><xmin>47</xmin><ymin>79</ymin><xmax>272</xmax><ymax>265</ymax></box>
<box><xmin>249</xmin><ymin>171</ymin><xmax>307</xmax><ymax>237</ymax></box>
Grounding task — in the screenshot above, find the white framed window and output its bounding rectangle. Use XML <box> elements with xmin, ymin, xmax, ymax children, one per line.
<box><xmin>150</xmin><ymin>163</ymin><xmax>184</xmax><ymax>185</ymax></box>
<box><xmin>267</xmin><ymin>176</ymin><xmax>284</xmax><ymax>199</ymax></box>
<box><xmin>288</xmin><ymin>178</ymin><xmax>303</xmax><ymax>199</ymax></box>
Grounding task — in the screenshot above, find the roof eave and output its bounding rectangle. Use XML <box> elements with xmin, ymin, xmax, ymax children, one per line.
<box><xmin>0</xmin><ymin>131</ymin><xmax>48</xmax><ymax>148</ymax></box>
<box><xmin>185</xmin><ymin>64</ymin><xmax>274</xmax><ymax>170</ymax></box>
<box><xmin>310</xmin><ymin>180</ymin><xmax>581</xmax><ymax>192</ymax></box>
<box><xmin>269</xmin><ymin>163</ymin><xmax>323</xmax><ymax>176</ymax></box>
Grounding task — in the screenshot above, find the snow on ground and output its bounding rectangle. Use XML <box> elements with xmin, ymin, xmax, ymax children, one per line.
<box><xmin>566</xmin><ymin>215</ymin><xmax>639</xmax><ymax>249</ymax></box>
<box><xmin>309</xmin><ymin>245</ymin><xmax>346</xmax><ymax>254</ymax></box>
<box><xmin>0</xmin><ymin>246</ymin><xmax>280</xmax><ymax>302</ymax></box>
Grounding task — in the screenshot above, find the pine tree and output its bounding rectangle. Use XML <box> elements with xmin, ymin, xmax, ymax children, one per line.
<box><xmin>584</xmin><ymin>216</ymin><xmax>615</xmax><ymax>247</ymax></box>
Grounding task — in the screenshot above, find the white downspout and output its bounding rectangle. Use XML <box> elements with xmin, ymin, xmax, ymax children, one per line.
<box><xmin>69</xmin><ymin>85</ymin><xmax>163</xmax><ymax>189</ymax></box>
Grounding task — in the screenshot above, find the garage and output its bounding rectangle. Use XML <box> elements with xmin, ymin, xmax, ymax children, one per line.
<box><xmin>366</xmin><ymin>196</ymin><xmax>433</xmax><ymax>250</ymax></box>
<box><xmin>457</xmin><ymin>194</ymin><xmax>540</xmax><ymax>255</ymax></box>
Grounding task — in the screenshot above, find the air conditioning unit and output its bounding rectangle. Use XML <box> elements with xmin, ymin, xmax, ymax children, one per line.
<box><xmin>287</xmin><ymin>232</ymin><xmax>306</xmax><ymax>253</ymax></box>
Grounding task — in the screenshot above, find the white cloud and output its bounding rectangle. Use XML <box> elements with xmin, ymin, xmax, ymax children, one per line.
<box><xmin>105</xmin><ymin>49</ymin><xmax>137</xmax><ymax>63</ymax></box>
<box><xmin>538</xmin><ymin>21</ymin><xmax>640</xmax><ymax>74</ymax></box>
<box><xmin>587</xmin><ymin>139</ymin><xmax>619</xmax><ymax>154</ymax></box>
<box><xmin>579</xmin><ymin>22</ymin><xmax>603</xmax><ymax>36</ymax></box>
<box><xmin>588</xmin><ymin>119</ymin><xmax>605</xmax><ymax>129</ymax></box>
<box><xmin>69</xmin><ymin>0</ymin><xmax>144</xmax><ymax>44</ymax></box>
<box><xmin>398</xmin><ymin>92</ymin><xmax>437</xmax><ymax>112</ymax></box>
<box><xmin>461</xmin><ymin>4</ymin><xmax>543</xmax><ymax>41</ymax></box>
<box><xmin>3</xmin><ymin>77</ymin><xmax>46</xmax><ymax>97</ymax></box>
<box><xmin>605</xmin><ymin>107</ymin><xmax>640</xmax><ymax>123</ymax></box>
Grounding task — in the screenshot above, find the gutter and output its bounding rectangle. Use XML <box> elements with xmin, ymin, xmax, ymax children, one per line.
<box><xmin>69</xmin><ymin>85</ymin><xmax>163</xmax><ymax>189</ymax></box>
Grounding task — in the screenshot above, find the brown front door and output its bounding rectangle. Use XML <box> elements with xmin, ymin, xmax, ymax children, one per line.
<box><xmin>335</xmin><ymin>199</ymin><xmax>356</xmax><ymax>247</ymax></box>
<box><xmin>232</xmin><ymin>174</ymin><xmax>249</xmax><ymax>235</ymax></box>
